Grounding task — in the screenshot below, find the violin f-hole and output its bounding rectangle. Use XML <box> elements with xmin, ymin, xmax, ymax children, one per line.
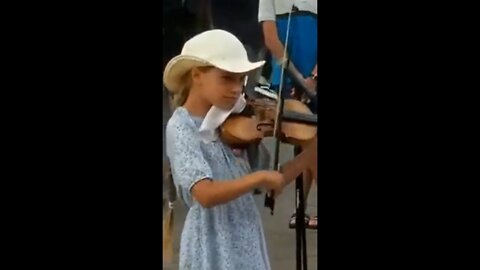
<box><xmin>256</xmin><ymin>122</ymin><xmax>273</xmax><ymax>131</ymax></box>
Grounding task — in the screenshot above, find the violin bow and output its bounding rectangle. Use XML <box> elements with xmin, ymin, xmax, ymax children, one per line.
<box><xmin>264</xmin><ymin>1</ymin><xmax>297</xmax><ymax>215</ymax></box>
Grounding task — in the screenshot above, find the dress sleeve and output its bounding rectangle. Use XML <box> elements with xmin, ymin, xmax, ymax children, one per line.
<box><xmin>166</xmin><ymin>120</ymin><xmax>213</xmax><ymax>205</ymax></box>
<box><xmin>258</xmin><ymin>0</ymin><xmax>276</xmax><ymax>22</ymax></box>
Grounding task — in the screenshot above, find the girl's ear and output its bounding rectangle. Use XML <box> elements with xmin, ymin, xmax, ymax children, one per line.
<box><xmin>191</xmin><ymin>67</ymin><xmax>201</xmax><ymax>82</ymax></box>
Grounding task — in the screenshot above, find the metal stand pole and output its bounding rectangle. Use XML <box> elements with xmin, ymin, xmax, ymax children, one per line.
<box><xmin>294</xmin><ymin>146</ymin><xmax>308</xmax><ymax>270</ymax></box>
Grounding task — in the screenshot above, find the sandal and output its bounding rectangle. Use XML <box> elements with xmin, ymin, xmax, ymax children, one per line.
<box><xmin>307</xmin><ymin>215</ymin><xmax>317</xmax><ymax>230</ymax></box>
<box><xmin>289</xmin><ymin>213</ymin><xmax>310</xmax><ymax>229</ymax></box>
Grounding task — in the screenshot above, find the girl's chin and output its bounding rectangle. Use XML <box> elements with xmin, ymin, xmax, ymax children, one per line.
<box><xmin>214</xmin><ymin>102</ymin><xmax>235</xmax><ymax>111</ymax></box>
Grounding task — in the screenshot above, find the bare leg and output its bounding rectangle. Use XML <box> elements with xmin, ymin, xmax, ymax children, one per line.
<box><xmin>305</xmin><ymin>168</ymin><xmax>317</xmax><ymax>229</ymax></box>
<box><xmin>302</xmin><ymin>168</ymin><xmax>313</xmax><ymax>211</ymax></box>
<box><xmin>289</xmin><ymin>149</ymin><xmax>316</xmax><ymax>229</ymax></box>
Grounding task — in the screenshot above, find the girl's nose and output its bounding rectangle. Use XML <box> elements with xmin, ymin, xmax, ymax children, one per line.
<box><xmin>232</xmin><ymin>84</ymin><xmax>243</xmax><ymax>95</ymax></box>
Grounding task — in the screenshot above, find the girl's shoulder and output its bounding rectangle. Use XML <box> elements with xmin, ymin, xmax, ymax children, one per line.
<box><xmin>166</xmin><ymin>107</ymin><xmax>200</xmax><ymax>136</ymax></box>
<box><xmin>165</xmin><ymin>108</ymin><xmax>202</xmax><ymax>158</ymax></box>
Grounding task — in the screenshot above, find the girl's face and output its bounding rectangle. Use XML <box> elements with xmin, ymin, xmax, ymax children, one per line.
<box><xmin>192</xmin><ymin>67</ymin><xmax>246</xmax><ymax>110</ymax></box>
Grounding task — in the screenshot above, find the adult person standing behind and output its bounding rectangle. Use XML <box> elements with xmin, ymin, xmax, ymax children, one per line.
<box><xmin>259</xmin><ymin>0</ymin><xmax>318</xmax><ymax>229</ymax></box>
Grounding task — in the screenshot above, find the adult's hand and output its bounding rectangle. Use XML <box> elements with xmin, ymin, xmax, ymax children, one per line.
<box><xmin>290</xmin><ymin>77</ymin><xmax>317</xmax><ymax>104</ymax></box>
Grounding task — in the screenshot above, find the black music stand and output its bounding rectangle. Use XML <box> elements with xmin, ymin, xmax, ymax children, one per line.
<box><xmin>282</xmin><ymin>64</ymin><xmax>317</xmax><ymax>270</ymax></box>
<box><xmin>282</xmin><ymin>112</ymin><xmax>317</xmax><ymax>270</ymax></box>
<box><xmin>282</xmin><ymin>111</ymin><xmax>317</xmax><ymax>270</ymax></box>
<box><xmin>294</xmin><ymin>145</ymin><xmax>308</xmax><ymax>270</ymax></box>
<box><xmin>261</xmin><ymin>58</ymin><xmax>318</xmax><ymax>270</ymax></box>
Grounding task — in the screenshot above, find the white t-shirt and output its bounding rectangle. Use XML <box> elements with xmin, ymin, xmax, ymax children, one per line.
<box><xmin>258</xmin><ymin>0</ymin><xmax>317</xmax><ymax>22</ymax></box>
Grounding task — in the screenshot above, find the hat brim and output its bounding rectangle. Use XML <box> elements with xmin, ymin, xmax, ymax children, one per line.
<box><xmin>163</xmin><ymin>55</ymin><xmax>265</xmax><ymax>93</ymax></box>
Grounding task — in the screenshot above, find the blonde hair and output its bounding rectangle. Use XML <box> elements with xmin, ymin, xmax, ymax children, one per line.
<box><xmin>171</xmin><ymin>66</ymin><xmax>213</xmax><ymax>108</ymax></box>
<box><xmin>172</xmin><ymin>71</ymin><xmax>193</xmax><ymax>108</ymax></box>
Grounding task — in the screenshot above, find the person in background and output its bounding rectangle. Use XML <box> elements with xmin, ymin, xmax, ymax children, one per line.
<box><xmin>259</xmin><ymin>0</ymin><xmax>318</xmax><ymax>230</ymax></box>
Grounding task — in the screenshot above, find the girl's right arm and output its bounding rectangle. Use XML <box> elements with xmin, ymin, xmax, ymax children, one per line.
<box><xmin>191</xmin><ymin>170</ymin><xmax>283</xmax><ymax>208</ymax></box>
<box><xmin>167</xmin><ymin>120</ymin><xmax>285</xmax><ymax>209</ymax></box>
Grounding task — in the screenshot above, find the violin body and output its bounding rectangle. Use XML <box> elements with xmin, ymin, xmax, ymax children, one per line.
<box><xmin>280</xmin><ymin>99</ymin><xmax>317</xmax><ymax>146</ymax></box>
<box><xmin>220</xmin><ymin>97</ymin><xmax>317</xmax><ymax>148</ymax></box>
<box><xmin>220</xmin><ymin>115</ymin><xmax>267</xmax><ymax>147</ymax></box>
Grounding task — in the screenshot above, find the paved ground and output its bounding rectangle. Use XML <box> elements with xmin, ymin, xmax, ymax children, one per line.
<box><xmin>162</xmin><ymin>90</ymin><xmax>317</xmax><ymax>269</ymax></box>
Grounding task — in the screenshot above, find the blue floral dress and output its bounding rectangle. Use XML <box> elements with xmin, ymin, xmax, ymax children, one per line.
<box><xmin>166</xmin><ymin>107</ymin><xmax>271</xmax><ymax>270</ymax></box>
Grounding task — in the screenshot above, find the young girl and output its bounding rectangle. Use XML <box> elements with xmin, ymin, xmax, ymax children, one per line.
<box><xmin>164</xmin><ymin>29</ymin><xmax>316</xmax><ymax>270</ymax></box>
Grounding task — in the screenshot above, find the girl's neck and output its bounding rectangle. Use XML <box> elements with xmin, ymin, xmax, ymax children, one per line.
<box><xmin>182</xmin><ymin>89</ymin><xmax>211</xmax><ymax>118</ymax></box>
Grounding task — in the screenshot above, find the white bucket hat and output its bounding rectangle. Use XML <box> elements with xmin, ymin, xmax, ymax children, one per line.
<box><xmin>163</xmin><ymin>29</ymin><xmax>265</xmax><ymax>94</ymax></box>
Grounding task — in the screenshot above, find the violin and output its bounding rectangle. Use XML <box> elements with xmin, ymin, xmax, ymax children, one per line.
<box><xmin>219</xmin><ymin>95</ymin><xmax>317</xmax><ymax>148</ymax></box>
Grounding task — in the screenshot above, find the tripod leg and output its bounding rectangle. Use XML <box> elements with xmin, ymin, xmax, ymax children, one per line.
<box><xmin>295</xmin><ymin>175</ymin><xmax>303</xmax><ymax>270</ymax></box>
<box><xmin>302</xmin><ymin>221</ymin><xmax>307</xmax><ymax>270</ymax></box>
<box><xmin>294</xmin><ymin>146</ymin><xmax>308</xmax><ymax>270</ymax></box>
